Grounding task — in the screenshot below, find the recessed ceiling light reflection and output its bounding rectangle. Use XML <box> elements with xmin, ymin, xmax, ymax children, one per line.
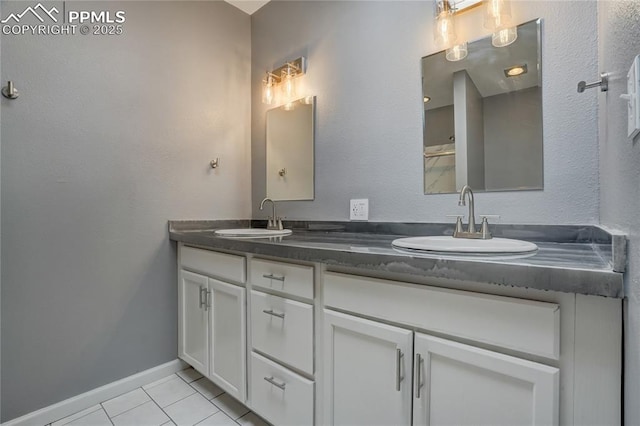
<box><xmin>504</xmin><ymin>64</ymin><xmax>528</xmax><ymax>77</ymax></box>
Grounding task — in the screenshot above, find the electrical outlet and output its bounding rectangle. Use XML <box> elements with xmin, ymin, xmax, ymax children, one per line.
<box><xmin>350</xmin><ymin>199</ymin><xmax>369</xmax><ymax>221</ymax></box>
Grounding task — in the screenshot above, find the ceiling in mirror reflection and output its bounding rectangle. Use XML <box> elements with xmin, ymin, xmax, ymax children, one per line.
<box><xmin>423</xmin><ymin>20</ymin><xmax>540</xmax><ymax>111</ymax></box>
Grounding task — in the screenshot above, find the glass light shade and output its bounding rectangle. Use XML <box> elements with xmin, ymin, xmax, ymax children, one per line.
<box><xmin>483</xmin><ymin>0</ymin><xmax>512</xmax><ymax>30</ymax></box>
<box><xmin>492</xmin><ymin>26</ymin><xmax>518</xmax><ymax>47</ymax></box>
<box><xmin>281</xmin><ymin>67</ymin><xmax>297</xmax><ymax>103</ymax></box>
<box><xmin>434</xmin><ymin>10</ymin><xmax>457</xmax><ymax>49</ymax></box>
<box><xmin>262</xmin><ymin>73</ymin><xmax>275</xmax><ymax>104</ymax></box>
<box><xmin>446</xmin><ymin>43</ymin><xmax>468</xmax><ymax>61</ymax></box>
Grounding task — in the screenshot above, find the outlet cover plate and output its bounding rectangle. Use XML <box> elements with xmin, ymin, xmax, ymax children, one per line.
<box><xmin>350</xmin><ymin>199</ymin><xmax>369</xmax><ymax>221</ymax></box>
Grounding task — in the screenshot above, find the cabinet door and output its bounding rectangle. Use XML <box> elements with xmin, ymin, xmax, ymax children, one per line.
<box><xmin>413</xmin><ymin>333</ymin><xmax>559</xmax><ymax>426</ymax></box>
<box><xmin>179</xmin><ymin>270</ymin><xmax>209</xmax><ymax>376</ymax></box>
<box><xmin>323</xmin><ymin>309</ymin><xmax>413</xmax><ymax>426</ymax></box>
<box><xmin>208</xmin><ymin>278</ymin><xmax>247</xmax><ymax>402</ymax></box>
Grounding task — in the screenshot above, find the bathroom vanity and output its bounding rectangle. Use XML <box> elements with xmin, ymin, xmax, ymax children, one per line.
<box><xmin>170</xmin><ymin>221</ymin><xmax>623</xmax><ymax>426</ymax></box>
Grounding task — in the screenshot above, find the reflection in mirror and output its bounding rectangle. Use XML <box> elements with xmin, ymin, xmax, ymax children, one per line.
<box><xmin>266</xmin><ymin>97</ymin><xmax>315</xmax><ymax>201</ymax></box>
<box><xmin>422</xmin><ymin>19</ymin><xmax>542</xmax><ymax>194</ymax></box>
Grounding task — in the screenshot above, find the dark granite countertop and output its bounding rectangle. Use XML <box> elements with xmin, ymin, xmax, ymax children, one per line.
<box><xmin>168</xmin><ymin>220</ymin><xmax>626</xmax><ymax>298</ymax></box>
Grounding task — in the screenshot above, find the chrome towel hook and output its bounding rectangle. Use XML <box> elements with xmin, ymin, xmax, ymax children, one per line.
<box><xmin>577</xmin><ymin>72</ymin><xmax>609</xmax><ymax>93</ymax></box>
<box><xmin>2</xmin><ymin>81</ymin><xmax>19</xmax><ymax>99</ymax></box>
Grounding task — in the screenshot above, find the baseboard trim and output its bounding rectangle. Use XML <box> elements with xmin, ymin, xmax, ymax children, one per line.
<box><xmin>3</xmin><ymin>359</ymin><xmax>187</xmax><ymax>426</ymax></box>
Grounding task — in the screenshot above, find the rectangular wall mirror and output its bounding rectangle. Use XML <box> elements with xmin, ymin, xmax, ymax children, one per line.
<box><xmin>422</xmin><ymin>18</ymin><xmax>542</xmax><ymax>194</ymax></box>
<box><xmin>266</xmin><ymin>97</ymin><xmax>315</xmax><ymax>200</ymax></box>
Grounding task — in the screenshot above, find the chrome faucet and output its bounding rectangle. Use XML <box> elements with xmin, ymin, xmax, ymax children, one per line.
<box><xmin>453</xmin><ymin>185</ymin><xmax>492</xmax><ymax>239</ymax></box>
<box><xmin>259</xmin><ymin>197</ymin><xmax>283</xmax><ymax>230</ymax></box>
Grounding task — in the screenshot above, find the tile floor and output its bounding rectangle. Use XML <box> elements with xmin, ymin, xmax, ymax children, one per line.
<box><xmin>47</xmin><ymin>367</ymin><xmax>271</xmax><ymax>426</ymax></box>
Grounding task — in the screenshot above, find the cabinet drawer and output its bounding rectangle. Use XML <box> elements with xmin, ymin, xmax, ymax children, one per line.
<box><xmin>324</xmin><ymin>272</ymin><xmax>560</xmax><ymax>360</ymax></box>
<box><xmin>250</xmin><ymin>352</ymin><xmax>314</xmax><ymax>426</ymax></box>
<box><xmin>251</xmin><ymin>290</ymin><xmax>313</xmax><ymax>374</ymax></box>
<box><xmin>250</xmin><ymin>258</ymin><xmax>313</xmax><ymax>299</ymax></box>
<box><xmin>181</xmin><ymin>246</ymin><xmax>245</xmax><ymax>283</ymax></box>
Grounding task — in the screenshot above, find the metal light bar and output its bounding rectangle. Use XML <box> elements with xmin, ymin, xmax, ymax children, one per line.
<box><xmin>268</xmin><ymin>57</ymin><xmax>306</xmax><ymax>84</ymax></box>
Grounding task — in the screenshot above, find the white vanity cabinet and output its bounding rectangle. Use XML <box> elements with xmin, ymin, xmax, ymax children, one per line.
<box><xmin>323</xmin><ymin>272</ymin><xmax>570</xmax><ymax>426</ymax></box>
<box><xmin>323</xmin><ymin>309</ymin><xmax>558</xmax><ymax>426</ymax></box>
<box><xmin>179</xmin><ymin>270</ymin><xmax>210</xmax><ymax>375</ymax></box>
<box><xmin>248</xmin><ymin>258</ymin><xmax>315</xmax><ymax>426</ymax></box>
<box><xmin>413</xmin><ymin>333</ymin><xmax>558</xmax><ymax>425</ymax></box>
<box><xmin>174</xmin><ymin>242</ymin><xmax>621</xmax><ymax>426</ymax></box>
<box><xmin>178</xmin><ymin>245</ymin><xmax>247</xmax><ymax>402</ymax></box>
<box><xmin>323</xmin><ymin>309</ymin><xmax>413</xmax><ymax>426</ymax></box>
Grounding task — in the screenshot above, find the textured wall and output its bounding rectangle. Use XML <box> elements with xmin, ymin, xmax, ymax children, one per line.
<box><xmin>0</xmin><ymin>1</ymin><xmax>251</xmax><ymax>421</ymax></box>
<box><xmin>251</xmin><ymin>1</ymin><xmax>599</xmax><ymax>224</ymax></box>
<box><xmin>597</xmin><ymin>1</ymin><xmax>640</xmax><ymax>424</ymax></box>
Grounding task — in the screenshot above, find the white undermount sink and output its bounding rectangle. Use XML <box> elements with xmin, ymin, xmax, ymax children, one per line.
<box><xmin>392</xmin><ymin>235</ymin><xmax>538</xmax><ymax>255</ymax></box>
<box><xmin>214</xmin><ymin>228</ymin><xmax>292</xmax><ymax>238</ymax></box>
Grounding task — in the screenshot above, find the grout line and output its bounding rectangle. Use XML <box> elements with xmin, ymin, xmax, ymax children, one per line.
<box><xmin>101</xmin><ymin>389</ymin><xmax>151</xmax><ymax>421</ymax></box>
<box><xmin>141</xmin><ymin>386</ymin><xmax>200</xmax><ymax>426</ymax></box>
<box><xmin>140</xmin><ymin>389</ymin><xmax>174</xmax><ymax>425</ymax></box>
<box><xmin>188</xmin><ymin>378</ymin><xmax>226</xmax><ymax>401</ymax></box>
<box><xmin>97</xmin><ymin>401</ymin><xmax>115</xmax><ymax>426</ymax></box>
<box><xmin>161</xmin><ymin>390</ymin><xmax>198</xmax><ymax>410</ymax></box>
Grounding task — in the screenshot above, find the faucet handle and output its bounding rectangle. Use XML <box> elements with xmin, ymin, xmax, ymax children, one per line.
<box><xmin>479</xmin><ymin>215</ymin><xmax>499</xmax><ymax>239</ymax></box>
<box><xmin>447</xmin><ymin>215</ymin><xmax>465</xmax><ymax>237</ymax></box>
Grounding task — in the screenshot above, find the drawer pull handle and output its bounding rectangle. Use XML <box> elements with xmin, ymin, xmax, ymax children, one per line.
<box><xmin>414</xmin><ymin>353</ymin><xmax>423</xmax><ymax>399</ymax></box>
<box><xmin>396</xmin><ymin>348</ymin><xmax>404</xmax><ymax>391</ymax></box>
<box><xmin>262</xmin><ymin>309</ymin><xmax>285</xmax><ymax>319</ymax></box>
<box><xmin>264</xmin><ymin>376</ymin><xmax>286</xmax><ymax>390</ymax></box>
<box><xmin>206</xmin><ymin>290</ymin><xmax>212</xmax><ymax>311</ymax></box>
<box><xmin>262</xmin><ymin>273</ymin><xmax>285</xmax><ymax>282</ymax></box>
<box><xmin>199</xmin><ymin>286</ymin><xmax>206</xmax><ymax>309</ymax></box>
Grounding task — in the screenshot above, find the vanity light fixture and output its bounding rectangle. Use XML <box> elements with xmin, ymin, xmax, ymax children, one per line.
<box><xmin>434</xmin><ymin>0</ymin><xmax>458</xmax><ymax>50</ymax></box>
<box><xmin>446</xmin><ymin>42</ymin><xmax>468</xmax><ymax>61</ymax></box>
<box><xmin>262</xmin><ymin>72</ymin><xmax>277</xmax><ymax>105</ymax></box>
<box><xmin>260</xmin><ymin>57</ymin><xmax>307</xmax><ymax>106</ymax></box>
<box><xmin>434</xmin><ymin>1</ymin><xmax>478</xmax><ymax>62</ymax></box>
<box><xmin>483</xmin><ymin>0</ymin><xmax>517</xmax><ymax>47</ymax></box>
<box><xmin>424</xmin><ymin>96</ymin><xmax>431</xmax><ymax>103</ymax></box>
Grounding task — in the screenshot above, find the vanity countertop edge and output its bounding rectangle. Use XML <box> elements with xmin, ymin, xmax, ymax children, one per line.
<box><xmin>168</xmin><ymin>220</ymin><xmax>624</xmax><ymax>299</ymax></box>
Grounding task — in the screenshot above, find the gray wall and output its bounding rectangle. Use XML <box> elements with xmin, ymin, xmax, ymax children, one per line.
<box><xmin>597</xmin><ymin>1</ymin><xmax>640</xmax><ymax>424</ymax></box>
<box><xmin>1</xmin><ymin>1</ymin><xmax>251</xmax><ymax>421</ymax></box>
<box><xmin>483</xmin><ymin>87</ymin><xmax>543</xmax><ymax>190</ymax></box>
<box><xmin>251</xmin><ymin>1</ymin><xmax>599</xmax><ymax>224</ymax></box>
<box><xmin>454</xmin><ymin>70</ymin><xmax>485</xmax><ymax>190</ymax></box>
<box><xmin>424</xmin><ymin>105</ymin><xmax>454</xmax><ymax>148</ymax></box>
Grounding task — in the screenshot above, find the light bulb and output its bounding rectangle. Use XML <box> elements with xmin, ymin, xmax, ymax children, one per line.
<box><xmin>281</xmin><ymin>66</ymin><xmax>297</xmax><ymax>103</ymax></box>
<box><xmin>492</xmin><ymin>26</ymin><xmax>517</xmax><ymax>47</ymax></box>
<box><xmin>483</xmin><ymin>0</ymin><xmax>512</xmax><ymax>30</ymax></box>
<box><xmin>446</xmin><ymin>43</ymin><xmax>468</xmax><ymax>61</ymax></box>
<box><xmin>434</xmin><ymin>9</ymin><xmax>457</xmax><ymax>49</ymax></box>
<box><xmin>262</xmin><ymin>72</ymin><xmax>275</xmax><ymax>104</ymax></box>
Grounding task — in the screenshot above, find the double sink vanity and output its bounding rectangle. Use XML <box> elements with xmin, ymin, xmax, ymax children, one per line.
<box><xmin>169</xmin><ymin>212</ymin><xmax>624</xmax><ymax>426</ymax></box>
<box><xmin>169</xmin><ymin>12</ymin><xmax>624</xmax><ymax>425</ymax></box>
